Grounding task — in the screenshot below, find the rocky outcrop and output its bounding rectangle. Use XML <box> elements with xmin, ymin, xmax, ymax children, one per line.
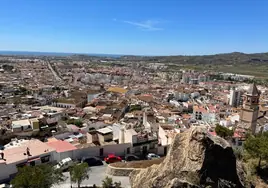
<box><xmin>130</xmin><ymin>126</ymin><xmax>246</xmax><ymax>188</ymax></box>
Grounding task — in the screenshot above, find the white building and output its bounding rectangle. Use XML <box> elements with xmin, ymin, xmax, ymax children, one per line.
<box><xmin>229</xmin><ymin>88</ymin><xmax>242</xmax><ymax>107</ymax></box>
<box><xmin>0</xmin><ymin>139</ymin><xmax>56</xmax><ymax>183</ymax></box>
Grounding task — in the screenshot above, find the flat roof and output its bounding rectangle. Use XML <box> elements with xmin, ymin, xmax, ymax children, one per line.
<box><xmin>39</xmin><ymin>105</ymin><xmax>65</xmax><ymax>113</ymax></box>
<box><xmin>12</xmin><ymin>119</ymin><xmax>30</xmax><ymax>128</ymax></box>
<box><xmin>12</xmin><ymin>119</ymin><xmax>30</xmax><ymax>126</ymax></box>
<box><xmin>2</xmin><ymin>139</ymin><xmax>56</xmax><ymax>164</ymax></box>
<box><xmin>97</xmin><ymin>127</ymin><xmax>112</xmax><ymax>135</ymax></box>
<box><xmin>107</xmin><ymin>87</ymin><xmax>128</xmax><ymax>94</ymax></box>
<box><xmin>46</xmin><ymin>140</ymin><xmax>77</xmax><ymax>153</ymax></box>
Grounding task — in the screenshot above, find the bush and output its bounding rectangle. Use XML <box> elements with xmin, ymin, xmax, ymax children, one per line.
<box><xmin>215</xmin><ymin>124</ymin><xmax>233</xmax><ymax>139</ymax></box>
<box><xmin>67</xmin><ymin>119</ymin><xmax>83</xmax><ymax>128</ymax></box>
<box><xmin>233</xmin><ymin>147</ymin><xmax>243</xmax><ymax>160</ymax></box>
<box><xmin>102</xmin><ymin>176</ymin><xmax>122</xmax><ymax>188</ymax></box>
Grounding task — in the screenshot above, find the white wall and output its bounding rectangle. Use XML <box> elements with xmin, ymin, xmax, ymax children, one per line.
<box><xmin>74</xmin><ymin>147</ymin><xmax>100</xmax><ymax>160</ymax></box>
<box><xmin>112</xmin><ymin>123</ymin><xmax>121</xmax><ymax>140</ymax></box>
<box><xmin>73</xmin><ymin>143</ymin><xmax>132</xmax><ymax>159</ymax></box>
<box><xmin>59</xmin><ymin>150</ymin><xmax>75</xmax><ymax>161</ymax></box>
<box><xmin>0</xmin><ymin>163</ymin><xmax>17</xmax><ymax>183</ymax></box>
<box><xmin>0</xmin><ymin>151</ymin><xmax>55</xmax><ymax>183</ymax></box>
<box><xmin>102</xmin><ymin>143</ymin><xmax>131</xmax><ymax>156</ymax></box>
<box><xmin>52</xmin><ymin>102</ymin><xmax>75</xmax><ymax>108</ymax></box>
<box><xmin>158</xmin><ymin>126</ymin><xmax>168</xmax><ymax>146</ymax></box>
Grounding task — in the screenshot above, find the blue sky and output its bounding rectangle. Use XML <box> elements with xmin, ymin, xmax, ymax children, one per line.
<box><xmin>0</xmin><ymin>0</ymin><xmax>267</xmax><ymax>55</ymax></box>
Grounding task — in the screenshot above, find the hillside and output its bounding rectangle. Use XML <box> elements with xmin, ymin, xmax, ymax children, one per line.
<box><xmin>120</xmin><ymin>52</ymin><xmax>268</xmax><ymax>65</ymax></box>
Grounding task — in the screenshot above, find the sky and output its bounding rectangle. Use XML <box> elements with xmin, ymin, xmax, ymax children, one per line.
<box><xmin>0</xmin><ymin>0</ymin><xmax>267</xmax><ymax>55</ymax></box>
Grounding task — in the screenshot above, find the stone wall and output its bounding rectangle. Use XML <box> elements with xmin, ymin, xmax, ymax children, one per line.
<box><xmin>106</xmin><ymin>165</ymin><xmax>135</xmax><ymax>176</ymax></box>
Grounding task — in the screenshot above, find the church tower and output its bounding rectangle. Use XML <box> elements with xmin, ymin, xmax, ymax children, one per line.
<box><xmin>239</xmin><ymin>83</ymin><xmax>260</xmax><ymax>133</ymax></box>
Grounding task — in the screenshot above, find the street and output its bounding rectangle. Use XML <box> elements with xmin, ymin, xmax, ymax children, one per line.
<box><xmin>54</xmin><ymin>164</ymin><xmax>131</xmax><ymax>188</ymax></box>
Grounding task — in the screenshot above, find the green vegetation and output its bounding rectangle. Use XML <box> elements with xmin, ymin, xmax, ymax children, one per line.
<box><xmin>11</xmin><ymin>165</ymin><xmax>64</xmax><ymax>188</ymax></box>
<box><xmin>2</xmin><ymin>64</ymin><xmax>14</xmax><ymax>71</ymax></box>
<box><xmin>129</xmin><ymin>104</ymin><xmax>142</xmax><ymax>112</ymax></box>
<box><xmin>215</xmin><ymin>124</ymin><xmax>234</xmax><ymax>139</ymax></box>
<box><xmin>183</xmin><ymin>64</ymin><xmax>268</xmax><ymax>78</ymax></box>
<box><xmin>102</xmin><ymin>176</ymin><xmax>122</xmax><ymax>188</ymax></box>
<box><xmin>70</xmin><ymin>163</ymin><xmax>90</xmax><ymax>188</ymax></box>
<box><xmin>244</xmin><ymin>132</ymin><xmax>268</xmax><ymax>169</ymax></box>
<box><xmin>67</xmin><ymin>118</ymin><xmax>83</xmax><ymax>127</ymax></box>
<box><xmin>232</xmin><ymin>132</ymin><xmax>268</xmax><ymax>186</ymax></box>
<box><xmin>233</xmin><ymin>147</ymin><xmax>243</xmax><ymax>160</ymax></box>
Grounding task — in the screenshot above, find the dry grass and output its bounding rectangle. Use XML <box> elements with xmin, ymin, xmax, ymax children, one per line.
<box><xmin>110</xmin><ymin>158</ymin><xmax>165</xmax><ymax>169</ymax></box>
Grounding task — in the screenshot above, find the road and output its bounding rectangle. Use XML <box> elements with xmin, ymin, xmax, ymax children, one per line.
<box><xmin>47</xmin><ymin>60</ymin><xmax>62</xmax><ymax>82</ymax></box>
<box><xmin>54</xmin><ymin>164</ymin><xmax>131</xmax><ymax>188</ymax></box>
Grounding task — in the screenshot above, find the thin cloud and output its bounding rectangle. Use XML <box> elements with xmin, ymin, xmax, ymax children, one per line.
<box><xmin>122</xmin><ymin>20</ymin><xmax>163</xmax><ymax>31</ymax></box>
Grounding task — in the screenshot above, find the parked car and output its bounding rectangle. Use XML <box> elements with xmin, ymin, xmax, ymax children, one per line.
<box><xmin>104</xmin><ymin>154</ymin><xmax>122</xmax><ymax>164</ymax></box>
<box><xmin>125</xmin><ymin>154</ymin><xmax>140</xmax><ymax>161</ymax></box>
<box><xmin>54</xmin><ymin>157</ymin><xmax>74</xmax><ymax>171</ymax></box>
<box><xmin>146</xmin><ymin>153</ymin><xmax>160</xmax><ymax>160</ymax></box>
<box><xmin>0</xmin><ymin>184</ymin><xmax>12</xmax><ymax>188</ymax></box>
<box><xmin>81</xmin><ymin>157</ymin><xmax>103</xmax><ymax>167</ymax></box>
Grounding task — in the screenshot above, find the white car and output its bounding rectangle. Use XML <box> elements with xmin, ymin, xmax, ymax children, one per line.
<box><xmin>146</xmin><ymin>153</ymin><xmax>160</xmax><ymax>160</ymax></box>
<box><xmin>54</xmin><ymin>157</ymin><xmax>74</xmax><ymax>171</ymax></box>
<box><xmin>0</xmin><ymin>184</ymin><xmax>12</xmax><ymax>188</ymax></box>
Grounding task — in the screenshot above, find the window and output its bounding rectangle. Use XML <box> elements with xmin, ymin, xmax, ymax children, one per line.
<box><xmin>41</xmin><ymin>155</ymin><xmax>50</xmax><ymax>163</ymax></box>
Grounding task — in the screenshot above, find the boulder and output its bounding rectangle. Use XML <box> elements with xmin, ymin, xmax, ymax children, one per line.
<box><xmin>130</xmin><ymin>126</ymin><xmax>246</xmax><ymax>188</ymax></box>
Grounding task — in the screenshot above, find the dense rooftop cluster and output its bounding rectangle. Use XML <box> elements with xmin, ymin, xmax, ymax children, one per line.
<box><xmin>0</xmin><ymin>55</ymin><xmax>268</xmax><ymax>186</ymax></box>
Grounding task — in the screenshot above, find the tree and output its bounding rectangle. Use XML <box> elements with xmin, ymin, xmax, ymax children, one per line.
<box><xmin>215</xmin><ymin>124</ymin><xmax>233</xmax><ymax>139</ymax></box>
<box><xmin>70</xmin><ymin>162</ymin><xmax>90</xmax><ymax>188</ymax></box>
<box><xmin>11</xmin><ymin>164</ymin><xmax>64</xmax><ymax>188</ymax></box>
<box><xmin>102</xmin><ymin>176</ymin><xmax>122</xmax><ymax>188</ymax></box>
<box><xmin>74</xmin><ymin>119</ymin><xmax>83</xmax><ymax>127</ymax></box>
<box><xmin>67</xmin><ymin>119</ymin><xmax>83</xmax><ymax>128</ymax></box>
<box><xmin>244</xmin><ymin>132</ymin><xmax>268</xmax><ymax>169</ymax></box>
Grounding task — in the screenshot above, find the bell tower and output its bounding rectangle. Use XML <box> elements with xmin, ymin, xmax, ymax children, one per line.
<box><xmin>240</xmin><ymin>83</ymin><xmax>260</xmax><ymax>133</ymax></box>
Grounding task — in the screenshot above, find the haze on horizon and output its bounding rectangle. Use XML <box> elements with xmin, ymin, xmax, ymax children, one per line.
<box><xmin>0</xmin><ymin>0</ymin><xmax>267</xmax><ymax>56</ymax></box>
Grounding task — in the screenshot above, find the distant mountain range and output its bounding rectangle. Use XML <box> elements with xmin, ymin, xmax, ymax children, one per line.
<box><xmin>121</xmin><ymin>52</ymin><xmax>268</xmax><ymax>64</ymax></box>
<box><xmin>1</xmin><ymin>51</ymin><xmax>268</xmax><ymax>64</ymax></box>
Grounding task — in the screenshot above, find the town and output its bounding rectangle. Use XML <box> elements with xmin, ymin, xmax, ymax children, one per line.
<box><xmin>0</xmin><ymin>54</ymin><xmax>267</xmax><ymax>188</ymax></box>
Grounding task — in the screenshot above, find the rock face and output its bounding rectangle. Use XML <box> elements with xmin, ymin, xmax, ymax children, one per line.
<box><xmin>130</xmin><ymin>126</ymin><xmax>246</xmax><ymax>188</ymax></box>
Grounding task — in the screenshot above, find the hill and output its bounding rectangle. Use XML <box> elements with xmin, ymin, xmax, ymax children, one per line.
<box><xmin>120</xmin><ymin>52</ymin><xmax>268</xmax><ymax>65</ymax></box>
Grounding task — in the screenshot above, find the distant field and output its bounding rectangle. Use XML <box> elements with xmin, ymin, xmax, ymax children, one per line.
<box><xmin>176</xmin><ymin>64</ymin><xmax>268</xmax><ymax>78</ymax></box>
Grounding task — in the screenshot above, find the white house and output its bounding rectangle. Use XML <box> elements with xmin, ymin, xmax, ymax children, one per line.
<box><xmin>0</xmin><ymin>139</ymin><xmax>56</xmax><ymax>183</ymax></box>
<box><xmin>46</xmin><ymin>140</ymin><xmax>77</xmax><ymax>162</ymax></box>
